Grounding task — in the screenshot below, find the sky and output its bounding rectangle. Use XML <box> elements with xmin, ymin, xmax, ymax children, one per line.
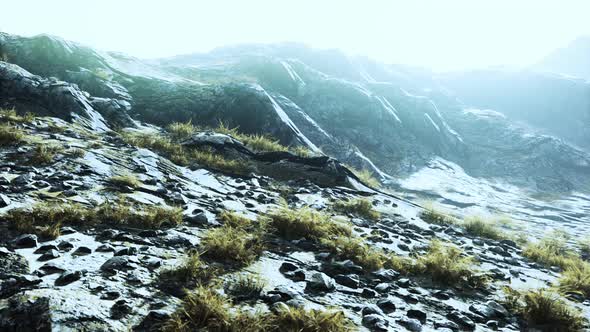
<box><xmin>1</xmin><ymin>0</ymin><xmax>590</xmax><ymax>71</ymax></box>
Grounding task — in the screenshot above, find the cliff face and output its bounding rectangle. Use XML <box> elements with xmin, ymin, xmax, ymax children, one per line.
<box><xmin>2</xmin><ymin>34</ymin><xmax>589</xmax><ymax>195</ymax></box>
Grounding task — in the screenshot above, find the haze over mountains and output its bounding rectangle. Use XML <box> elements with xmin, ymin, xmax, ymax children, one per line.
<box><xmin>0</xmin><ymin>31</ymin><xmax>589</xmax><ymax>331</ymax></box>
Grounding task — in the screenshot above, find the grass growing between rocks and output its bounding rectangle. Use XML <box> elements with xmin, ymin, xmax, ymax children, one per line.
<box><xmin>333</xmin><ymin>198</ymin><xmax>380</xmax><ymax>219</ymax></box>
<box><xmin>200</xmin><ymin>225</ymin><xmax>266</xmax><ymax>267</ymax></box>
<box><xmin>462</xmin><ymin>216</ymin><xmax>508</xmax><ymax>240</ymax></box>
<box><xmin>0</xmin><ymin>108</ymin><xmax>35</xmax><ymax>123</ymax></box>
<box><xmin>522</xmin><ymin>232</ymin><xmax>578</xmax><ymax>270</ymax></box>
<box><xmin>167</xmin><ymin>121</ymin><xmax>197</xmax><ymax>140</ymax></box>
<box><xmin>502</xmin><ymin>288</ymin><xmax>587</xmax><ymax>331</ymax></box>
<box><xmin>107</xmin><ymin>173</ymin><xmax>141</xmax><ymax>189</ymax></box>
<box><xmin>214</xmin><ymin>122</ymin><xmax>288</xmax><ymax>153</ymax></box>
<box><xmin>3</xmin><ymin>201</ymin><xmax>183</xmax><ymax>239</ymax></box>
<box><xmin>28</xmin><ymin>144</ymin><xmax>64</xmax><ymax>165</ymax></box>
<box><xmin>267</xmin><ymin>206</ymin><xmax>352</xmax><ymax>241</ymax></box>
<box><xmin>158</xmin><ymin>252</ymin><xmax>218</xmax><ymax>287</ymax></box>
<box><xmin>225</xmin><ymin>273</ymin><xmax>266</xmax><ymax>301</ymax></box>
<box><xmin>0</xmin><ymin>123</ymin><xmax>25</xmax><ymax>146</ymax></box>
<box><xmin>163</xmin><ymin>286</ymin><xmax>354</xmax><ymax>332</ymax></box>
<box><xmin>345</xmin><ymin>165</ymin><xmax>380</xmax><ymax>188</ymax></box>
<box><xmin>413</xmin><ymin>240</ymin><xmax>487</xmax><ymax>287</ymax></box>
<box><xmin>420</xmin><ymin>203</ymin><xmax>458</xmax><ymax>225</ymax></box>
<box><xmin>267</xmin><ymin>205</ymin><xmax>412</xmax><ymax>272</ymax></box>
<box><xmin>121</xmin><ymin>131</ymin><xmax>246</xmax><ymax>174</ymax></box>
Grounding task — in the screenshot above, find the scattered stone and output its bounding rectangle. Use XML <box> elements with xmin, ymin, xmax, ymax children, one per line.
<box><xmin>376</xmin><ymin>298</ymin><xmax>396</xmax><ymax>313</ymax></box>
<box><xmin>13</xmin><ymin>234</ymin><xmax>38</xmax><ymax>248</ymax></box>
<box><xmin>55</xmin><ymin>270</ymin><xmax>82</xmax><ymax>286</ymax></box>
<box><xmin>38</xmin><ymin>249</ymin><xmax>60</xmax><ymax>262</ymax></box>
<box><xmin>397</xmin><ymin>317</ymin><xmax>422</xmax><ymax>332</ymax></box>
<box><xmin>362</xmin><ymin>314</ymin><xmax>389</xmax><ymax>331</ymax></box>
<box><xmin>306</xmin><ymin>272</ymin><xmax>335</xmax><ymax>292</ymax></box>
<box><xmin>111</xmin><ymin>299</ymin><xmax>133</xmax><ymax>319</ymax></box>
<box><xmin>334</xmin><ymin>274</ymin><xmax>360</xmax><ymax>288</ymax></box>
<box><xmin>73</xmin><ymin>246</ymin><xmax>92</xmax><ymax>256</ymax></box>
<box><xmin>407</xmin><ymin>309</ymin><xmax>427</xmax><ymax>323</ymax></box>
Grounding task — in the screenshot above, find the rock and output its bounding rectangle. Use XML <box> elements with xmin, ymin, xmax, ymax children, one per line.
<box><xmin>361</xmin><ymin>288</ymin><xmax>379</xmax><ymax>298</ymax></box>
<box><xmin>38</xmin><ymin>249</ymin><xmax>60</xmax><ymax>262</ymax></box>
<box><xmin>34</xmin><ymin>245</ymin><xmax>59</xmax><ymax>254</ymax></box>
<box><xmin>334</xmin><ymin>274</ymin><xmax>360</xmax><ymax>288</ymax></box>
<box><xmin>0</xmin><ymin>296</ymin><xmax>51</xmax><ymax>331</ymax></box>
<box><xmin>57</xmin><ymin>241</ymin><xmax>74</xmax><ymax>251</ymax></box>
<box><xmin>186</xmin><ymin>212</ymin><xmax>212</xmax><ymax>226</ymax></box>
<box><xmin>55</xmin><ymin>270</ymin><xmax>82</xmax><ymax>286</ymax></box>
<box><xmin>376</xmin><ymin>298</ymin><xmax>396</xmax><ymax>313</ymax></box>
<box><xmin>361</xmin><ymin>304</ymin><xmax>384</xmax><ymax>316</ymax></box>
<box><xmin>407</xmin><ymin>309</ymin><xmax>427</xmax><ymax>323</ymax></box>
<box><xmin>283</xmin><ymin>269</ymin><xmax>306</xmax><ymax>281</ymax></box>
<box><xmin>110</xmin><ymin>299</ymin><xmax>132</xmax><ymax>319</ymax></box>
<box><xmin>371</xmin><ymin>268</ymin><xmax>400</xmax><ymax>282</ymax></box>
<box><xmin>0</xmin><ymin>194</ymin><xmax>11</xmax><ymax>207</ymax></box>
<box><xmin>446</xmin><ymin>310</ymin><xmax>476</xmax><ymax>330</ymax></box>
<box><xmin>114</xmin><ymin>247</ymin><xmax>138</xmax><ymax>256</ymax></box>
<box><xmin>100</xmin><ymin>256</ymin><xmax>134</xmax><ymax>272</ymax></box>
<box><xmin>306</xmin><ymin>272</ymin><xmax>335</xmax><ymax>292</ymax></box>
<box><xmin>0</xmin><ymin>276</ymin><xmax>42</xmax><ymax>298</ymax></box>
<box><xmin>397</xmin><ymin>317</ymin><xmax>422</xmax><ymax>332</ymax></box>
<box><xmin>95</xmin><ymin>244</ymin><xmax>115</xmax><ymax>252</ymax></box>
<box><xmin>0</xmin><ymin>249</ymin><xmax>29</xmax><ymax>278</ymax></box>
<box><xmin>13</xmin><ymin>234</ymin><xmax>38</xmax><ymax>248</ymax></box>
<box><xmin>279</xmin><ymin>262</ymin><xmax>299</xmax><ymax>273</ymax></box>
<box><xmin>134</xmin><ymin>310</ymin><xmax>172</xmax><ymax>331</ymax></box>
<box><xmin>73</xmin><ymin>246</ymin><xmax>92</xmax><ymax>256</ymax></box>
<box><xmin>362</xmin><ymin>314</ymin><xmax>389</xmax><ymax>331</ymax></box>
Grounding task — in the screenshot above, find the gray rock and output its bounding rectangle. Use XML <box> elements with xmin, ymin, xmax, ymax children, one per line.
<box><xmin>397</xmin><ymin>317</ymin><xmax>422</xmax><ymax>332</ymax></box>
<box><xmin>334</xmin><ymin>274</ymin><xmax>360</xmax><ymax>288</ymax></box>
<box><xmin>362</xmin><ymin>314</ymin><xmax>389</xmax><ymax>331</ymax></box>
<box><xmin>306</xmin><ymin>272</ymin><xmax>335</xmax><ymax>292</ymax></box>
<box><xmin>55</xmin><ymin>270</ymin><xmax>82</xmax><ymax>286</ymax></box>
<box><xmin>14</xmin><ymin>234</ymin><xmax>38</xmax><ymax>248</ymax></box>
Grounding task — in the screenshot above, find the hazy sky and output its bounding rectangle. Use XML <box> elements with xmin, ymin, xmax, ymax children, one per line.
<box><xmin>2</xmin><ymin>0</ymin><xmax>589</xmax><ymax>70</ymax></box>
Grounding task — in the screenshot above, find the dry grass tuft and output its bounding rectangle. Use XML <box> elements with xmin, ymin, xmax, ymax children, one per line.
<box><xmin>333</xmin><ymin>198</ymin><xmax>380</xmax><ymax>219</ymax></box>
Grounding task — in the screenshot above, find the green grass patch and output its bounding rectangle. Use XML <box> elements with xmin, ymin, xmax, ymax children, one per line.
<box><xmin>163</xmin><ymin>286</ymin><xmax>354</xmax><ymax>332</ymax></box>
<box><xmin>158</xmin><ymin>252</ymin><xmax>217</xmax><ymax>286</ymax></box>
<box><xmin>413</xmin><ymin>240</ymin><xmax>487</xmax><ymax>287</ymax></box>
<box><xmin>0</xmin><ymin>108</ymin><xmax>34</xmax><ymax>123</ymax></box>
<box><xmin>558</xmin><ymin>262</ymin><xmax>590</xmax><ymax>299</ymax></box>
<box><xmin>267</xmin><ymin>206</ymin><xmax>351</xmax><ymax>241</ymax></box>
<box><xmin>225</xmin><ymin>273</ymin><xmax>266</xmax><ymax>301</ymax></box>
<box><xmin>333</xmin><ymin>198</ymin><xmax>380</xmax><ymax>219</ymax></box>
<box><xmin>502</xmin><ymin>287</ymin><xmax>587</xmax><ymax>331</ymax></box>
<box><xmin>167</xmin><ymin>121</ymin><xmax>197</xmax><ymax>140</ymax></box>
<box><xmin>108</xmin><ymin>173</ymin><xmax>141</xmax><ymax>189</ymax></box>
<box><xmin>0</xmin><ymin>123</ymin><xmax>25</xmax><ymax>146</ymax></box>
<box><xmin>345</xmin><ymin>165</ymin><xmax>380</xmax><ymax>188</ymax></box>
<box><xmin>522</xmin><ymin>232</ymin><xmax>578</xmax><ymax>270</ymax></box>
<box><xmin>28</xmin><ymin>144</ymin><xmax>64</xmax><ymax>165</ymax></box>
<box><xmin>200</xmin><ymin>225</ymin><xmax>266</xmax><ymax>267</ymax></box>
<box><xmin>462</xmin><ymin>216</ymin><xmax>507</xmax><ymax>240</ymax></box>
<box><xmin>419</xmin><ymin>203</ymin><xmax>458</xmax><ymax>225</ymax></box>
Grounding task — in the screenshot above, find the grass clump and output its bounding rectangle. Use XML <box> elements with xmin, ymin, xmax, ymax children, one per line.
<box><xmin>217</xmin><ymin>211</ymin><xmax>253</xmax><ymax>228</ymax></box>
<box><xmin>502</xmin><ymin>288</ymin><xmax>587</xmax><ymax>331</ymax></box>
<box><xmin>292</xmin><ymin>146</ymin><xmax>312</xmax><ymax>158</ymax></box>
<box><xmin>164</xmin><ymin>286</ymin><xmax>354</xmax><ymax>332</ymax></box>
<box><xmin>265</xmin><ymin>306</ymin><xmax>355</xmax><ymax>332</ymax></box>
<box><xmin>349</xmin><ymin>167</ymin><xmax>381</xmax><ymax>188</ymax></box>
<box><xmin>0</xmin><ymin>123</ymin><xmax>25</xmax><ymax>146</ymax></box>
<box><xmin>187</xmin><ymin>148</ymin><xmax>245</xmax><ymax>174</ymax></box>
<box><xmin>108</xmin><ymin>173</ymin><xmax>141</xmax><ymax>189</ymax></box>
<box><xmin>0</xmin><ymin>108</ymin><xmax>34</xmax><ymax>123</ymax></box>
<box><xmin>558</xmin><ymin>262</ymin><xmax>590</xmax><ymax>299</ymax></box>
<box><xmin>95</xmin><ymin>201</ymin><xmax>183</xmax><ymax>229</ymax></box>
<box><xmin>333</xmin><ymin>198</ymin><xmax>380</xmax><ymax>219</ymax></box>
<box><xmin>267</xmin><ymin>206</ymin><xmax>351</xmax><ymax>241</ymax></box>
<box><xmin>414</xmin><ymin>240</ymin><xmax>486</xmax><ymax>287</ymax></box>
<box><xmin>201</xmin><ymin>224</ymin><xmax>266</xmax><ymax>267</ymax></box>
<box><xmin>322</xmin><ymin>236</ymin><xmax>387</xmax><ymax>271</ymax></box>
<box><xmin>3</xmin><ymin>203</ymin><xmax>89</xmax><ymax>239</ymax></box>
<box><xmin>420</xmin><ymin>203</ymin><xmax>458</xmax><ymax>225</ymax></box>
<box><xmin>463</xmin><ymin>216</ymin><xmax>507</xmax><ymax>240</ymax></box>
<box><xmin>225</xmin><ymin>273</ymin><xmax>266</xmax><ymax>301</ymax></box>
<box><xmin>28</xmin><ymin>144</ymin><xmax>64</xmax><ymax>165</ymax></box>
<box><xmin>522</xmin><ymin>232</ymin><xmax>577</xmax><ymax>270</ymax></box>
<box><xmin>163</xmin><ymin>286</ymin><xmax>232</xmax><ymax>332</ymax></box>
<box><xmin>167</xmin><ymin>121</ymin><xmax>197</xmax><ymax>140</ymax></box>
<box><xmin>215</xmin><ymin>122</ymin><xmax>288</xmax><ymax>153</ymax></box>
<box><xmin>159</xmin><ymin>252</ymin><xmax>217</xmax><ymax>286</ymax></box>
<box><xmin>67</xmin><ymin>148</ymin><xmax>86</xmax><ymax>158</ymax></box>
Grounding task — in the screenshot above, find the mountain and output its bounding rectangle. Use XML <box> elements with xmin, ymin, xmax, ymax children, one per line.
<box><xmin>0</xmin><ymin>33</ymin><xmax>589</xmax><ymax>331</ymax></box>
<box><xmin>535</xmin><ymin>36</ymin><xmax>590</xmax><ymax>79</ymax></box>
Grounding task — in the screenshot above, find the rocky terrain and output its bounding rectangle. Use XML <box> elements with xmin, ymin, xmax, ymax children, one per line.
<box><xmin>0</xmin><ymin>32</ymin><xmax>589</xmax><ymax>331</ymax></box>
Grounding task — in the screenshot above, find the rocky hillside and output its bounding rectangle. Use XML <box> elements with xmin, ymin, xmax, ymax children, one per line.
<box><xmin>1</xmin><ymin>32</ymin><xmax>590</xmax><ymax>331</ymax></box>
<box><xmin>535</xmin><ymin>36</ymin><xmax>590</xmax><ymax>79</ymax></box>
